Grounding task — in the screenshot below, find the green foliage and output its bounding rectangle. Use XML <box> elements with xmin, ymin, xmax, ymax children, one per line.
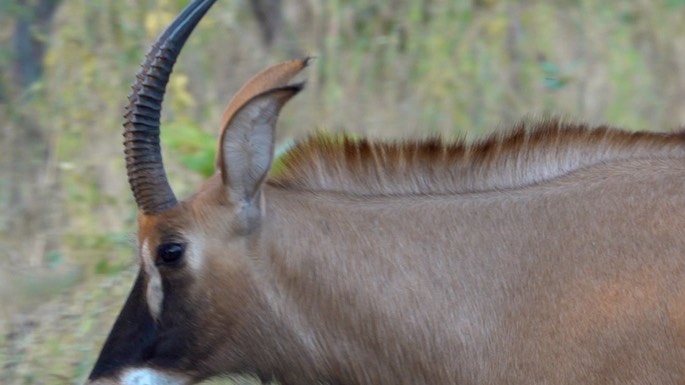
<box><xmin>163</xmin><ymin>120</ymin><xmax>216</xmax><ymax>178</ymax></box>
<box><xmin>540</xmin><ymin>61</ymin><xmax>574</xmax><ymax>91</ymax></box>
<box><xmin>44</xmin><ymin>250</ymin><xmax>63</xmax><ymax>268</ymax></box>
<box><xmin>666</xmin><ymin>0</ymin><xmax>685</xmax><ymax>8</ymax></box>
<box><xmin>62</xmin><ymin>231</ymin><xmax>133</xmax><ymax>277</ymax></box>
<box><xmin>270</xmin><ymin>139</ymin><xmax>297</xmax><ymax>178</ymax></box>
<box><xmin>93</xmin><ymin>258</ymin><xmax>128</xmax><ymax>276</ymax></box>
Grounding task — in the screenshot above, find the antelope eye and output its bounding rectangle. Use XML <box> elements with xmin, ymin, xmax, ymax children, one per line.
<box><xmin>156</xmin><ymin>243</ymin><xmax>185</xmax><ymax>266</ymax></box>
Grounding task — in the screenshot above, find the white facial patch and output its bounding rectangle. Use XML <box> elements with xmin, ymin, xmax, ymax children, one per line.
<box><xmin>184</xmin><ymin>234</ymin><xmax>204</xmax><ymax>273</ymax></box>
<box><xmin>141</xmin><ymin>240</ymin><xmax>164</xmax><ymax>321</ymax></box>
<box><xmin>121</xmin><ymin>367</ymin><xmax>190</xmax><ymax>385</ymax></box>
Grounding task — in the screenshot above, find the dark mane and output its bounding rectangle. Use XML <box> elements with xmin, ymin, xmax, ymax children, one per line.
<box><xmin>269</xmin><ymin>119</ymin><xmax>685</xmax><ymax>195</ymax></box>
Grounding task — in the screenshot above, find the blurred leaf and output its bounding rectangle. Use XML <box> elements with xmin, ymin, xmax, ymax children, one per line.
<box><xmin>94</xmin><ymin>257</ymin><xmax>128</xmax><ymax>276</ymax></box>
<box><xmin>271</xmin><ymin>139</ymin><xmax>296</xmax><ymax>177</ymax></box>
<box><xmin>163</xmin><ymin>121</ymin><xmax>216</xmax><ymax>177</ymax></box>
<box><xmin>666</xmin><ymin>0</ymin><xmax>685</xmax><ymax>9</ymax></box>
<box><xmin>539</xmin><ymin>60</ymin><xmax>574</xmax><ymax>90</ymax></box>
<box><xmin>94</xmin><ymin>259</ymin><xmax>110</xmax><ymax>275</ymax></box>
<box><xmin>170</xmin><ymin>73</ymin><xmax>196</xmax><ymax>110</ymax></box>
<box><xmin>144</xmin><ymin>9</ymin><xmax>175</xmax><ymax>37</ymax></box>
<box><xmin>45</xmin><ymin>250</ymin><xmax>63</xmax><ymax>268</ymax></box>
<box><xmin>539</xmin><ymin>61</ymin><xmax>560</xmax><ymax>76</ymax></box>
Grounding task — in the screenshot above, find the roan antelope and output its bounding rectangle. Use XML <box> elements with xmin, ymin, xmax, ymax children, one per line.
<box><xmin>86</xmin><ymin>1</ymin><xmax>685</xmax><ymax>384</ymax></box>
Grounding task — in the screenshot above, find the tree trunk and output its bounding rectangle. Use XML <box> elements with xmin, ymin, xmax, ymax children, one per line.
<box><xmin>12</xmin><ymin>0</ymin><xmax>62</xmax><ymax>91</ymax></box>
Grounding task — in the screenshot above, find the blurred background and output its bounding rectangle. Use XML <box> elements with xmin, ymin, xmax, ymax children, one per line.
<box><xmin>1</xmin><ymin>0</ymin><xmax>685</xmax><ymax>383</ymax></box>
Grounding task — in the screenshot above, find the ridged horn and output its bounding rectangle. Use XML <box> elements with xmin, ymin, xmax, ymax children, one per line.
<box><xmin>123</xmin><ymin>0</ymin><xmax>217</xmax><ymax>215</ymax></box>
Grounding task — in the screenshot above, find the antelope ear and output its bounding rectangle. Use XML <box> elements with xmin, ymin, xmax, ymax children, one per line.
<box><xmin>216</xmin><ymin>58</ymin><xmax>311</xmax><ymax>169</ymax></box>
<box><xmin>219</xmin><ymin>84</ymin><xmax>303</xmax><ymax>230</ymax></box>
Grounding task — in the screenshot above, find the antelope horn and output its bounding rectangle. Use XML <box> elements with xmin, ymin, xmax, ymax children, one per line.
<box><xmin>123</xmin><ymin>0</ymin><xmax>216</xmax><ymax>215</ymax></box>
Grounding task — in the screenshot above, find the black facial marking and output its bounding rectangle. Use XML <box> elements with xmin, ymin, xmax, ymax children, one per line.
<box><xmin>88</xmin><ymin>272</ymin><xmax>157</xmax><ymax>380</ymax></box>
<box><xmin>89</xmin><ymin>269</ymin><xmax>199</xmax><ymax>381</ymax></box>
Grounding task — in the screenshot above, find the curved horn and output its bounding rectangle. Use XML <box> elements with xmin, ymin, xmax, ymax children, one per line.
<box><xmin>123</xmin><ymin>0</ymin><xmax>217</xmax><ymax>215</ymax></box>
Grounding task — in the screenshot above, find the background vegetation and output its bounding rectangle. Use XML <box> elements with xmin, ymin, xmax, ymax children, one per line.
<box><xmin>2</xmin><ymin>0</ymin><xmax>685</xmax><ymax>383</ymax></box>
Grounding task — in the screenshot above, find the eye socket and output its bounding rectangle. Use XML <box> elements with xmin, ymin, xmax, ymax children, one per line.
<box><xmin>156</xmin><ymin>243</ymin><xmax>185</xmax><ymax>266</ymax></box>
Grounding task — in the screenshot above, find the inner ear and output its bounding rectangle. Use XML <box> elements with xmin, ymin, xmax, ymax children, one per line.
<box><xmin>218</xmin><ymin>84</ymin><xmax>303</xmax><ymax>229</ymax></box>
<box><xmin>216</xmin><ymin>58</ymin><xmax>310</xmax><ymax>170</ymax></box>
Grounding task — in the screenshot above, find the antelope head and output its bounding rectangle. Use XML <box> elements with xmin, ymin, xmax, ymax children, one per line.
<box><xmin>87</xmin><ymin>1</ymin><xmax>307</xmax><ymax>383</ymax></box>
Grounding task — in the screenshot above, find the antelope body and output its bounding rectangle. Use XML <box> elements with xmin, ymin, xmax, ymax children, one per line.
<box><xmin>86</xmin><ymin>1</ymin><xmax>685</xmax><ymax>384</ymax></box>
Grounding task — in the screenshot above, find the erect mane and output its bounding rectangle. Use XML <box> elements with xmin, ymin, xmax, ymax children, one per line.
<box><xmin>269</xmin><ymin>119</ymin><xmax>685</xmax><ymax>196</ymax></box>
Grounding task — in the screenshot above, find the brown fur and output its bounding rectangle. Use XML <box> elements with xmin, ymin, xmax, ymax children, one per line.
<box><xmin>87</xmin><ymin>7</ymin><xmax>685</xmax><ymax>383</ymax></box>
<box><xmin>272</xmin><ymin>120</ymin><xmax>685</xmax><ymax>195</ymax></box>
<box><xmin>90</xmin><ymin>82</ymin><xmax>685</xmax><ymax>385</ymax></box>
<box><xmin>121</xmin><ymin>121</ymin><xmax>685</xmax><ymax>385</ymax></box>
